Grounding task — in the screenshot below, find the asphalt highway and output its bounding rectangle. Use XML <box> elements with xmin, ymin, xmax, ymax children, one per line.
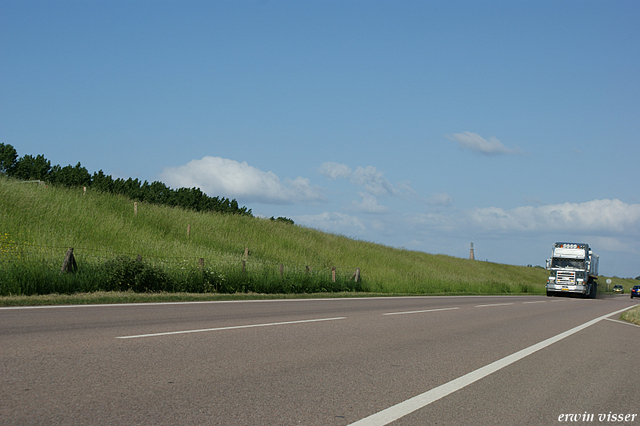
<box><xmin>1</xmin><ymin>295</ymin><xmax>638</xmax><ymax>425</ymax></box>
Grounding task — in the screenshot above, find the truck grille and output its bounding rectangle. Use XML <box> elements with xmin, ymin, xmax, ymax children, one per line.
<box><xmin>557</xmin><ymin>271</ymin><xmax>575</xmax><ymax>285</ymax></box>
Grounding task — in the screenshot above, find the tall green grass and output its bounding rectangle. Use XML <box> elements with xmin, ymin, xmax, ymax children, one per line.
<box><xmin>1</xmin><ymin>176</ymin><xmax>550</xmax><ymax>296</ymax></box>
<box><xmin>0</xmin><ymin>254</ymin><xmax>362</xmax><ymax>296</ymax></box>
<box><xmin>620</xmin><ymin>305</ymin><xmax>640</xmax><ymax>326</ymax></box>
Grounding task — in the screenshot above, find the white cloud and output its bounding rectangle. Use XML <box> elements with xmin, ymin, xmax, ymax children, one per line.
<box><xmin>317</xmin><ymin>162</ymin><xmax>351</xmax><ymax>180</ymax></box>
<box><xmin>319</xmin><ymin>162</ymin><xmax>397</xmax><ymax>196</ymax></box>
<box><xmin>350</xmin><ymin>192</ymin><xmax>389</xmax><ymax>213</ymax></box>
<box><xmin>469</xmin><ymin>199</ymin><xmax>640</xmax><ymax>234</ymax></box>
<box><xmin>160</xmin><ymin>156</ymin><xmax>326</xmax><ymax>204</ymax></box>
<box><xmin>426</xmin><ymin>192</ymin><xmax>453</xmax><ymax>206</ymax></box>
<box><xmin>396</xmin><ymin>181</ymin><xmax>419</xmax><ymax>197</ymax></box>
<box><xmin>294</xmin><ymin>212</ymin><xmax>366</xmax><ymax>232</ymax></box>
<box><xmin>406</xmin><ymin>211</ymin><xmax>458</xmax><ymax>232</ymax></box>
<box><xmin>400</xmin><ymin>199</ymin><xmax>640</xmax><ymax>250</ymax></box>
<box><xmin>447</xmin><ymin>132</ymin><xmax>522</xmax><ymax>155</ymax></box>
<box><xmin>351</xmin><ymin>166</ymin><xmax>397</xmax><ymax>196</ymax></box>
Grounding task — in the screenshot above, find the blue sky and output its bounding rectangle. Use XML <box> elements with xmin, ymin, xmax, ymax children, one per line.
<box><xmin>2</xmin><ymin>1</ymin><xmax>639</xmax><ymax>277</ymax></box>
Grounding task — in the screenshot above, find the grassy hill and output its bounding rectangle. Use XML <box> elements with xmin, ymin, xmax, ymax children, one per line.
<box><xmin>1</xmin><ymin>176</ymin><xmax>551</xmax><ymax>298</ymax></box>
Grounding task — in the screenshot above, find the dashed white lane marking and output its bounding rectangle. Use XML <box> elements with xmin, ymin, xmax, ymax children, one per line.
<box><xmin>474</xmin><ymin>302</ymin><xmax>514</xmax><ymax>308</ymax></box>
<box><xmin>523</xmin><ymin>300</ymin><xmax>546</xmax><ymax>304</ymax></box>
<box><xmin>382</xmin><ymin>307</ymin><xmax>460</xmax><ymax>316</ymax></box>
<box><xmin>116</xmin><ymin>317</ymin><xmax>346</xmax><ymax>339</ymax></box>
<box><xmin>347</xmin><ymin>305</ymin><xmax>635</xmax><ymax>426</ymax></box>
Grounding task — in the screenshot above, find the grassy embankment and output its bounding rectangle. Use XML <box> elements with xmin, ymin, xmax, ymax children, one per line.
<box><xmin>620</xmin><ymin>306</ymin><xmax>640</xmax><ymax>326</ymax></box>
<box><xmin>0</xmin><ymin>176</ymin><xmax>562</xmax><ymax>305</ymax></box>
<box><xmin>599</xmin><ymin>278</ymin><xmax>640</xmax><ymax>325</ymax></box>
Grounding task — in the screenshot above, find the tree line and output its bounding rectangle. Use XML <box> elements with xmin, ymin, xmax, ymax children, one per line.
<box><xmin>0</xmin><ymin>143</ymin><xmax>252</xmax><ymax>216</ymax></box>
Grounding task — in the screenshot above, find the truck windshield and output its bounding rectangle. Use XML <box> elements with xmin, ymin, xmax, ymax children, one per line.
<box><xmin>551</xmin><ymin>258</ymin><xmax>585</xmax><ymax>269</ymax></box>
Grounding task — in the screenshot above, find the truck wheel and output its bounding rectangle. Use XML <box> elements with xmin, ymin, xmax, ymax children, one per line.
<box><xmin>585</xmin><ymin>282</ymin><xmax>596</xmax><ymax>299</ymax></box>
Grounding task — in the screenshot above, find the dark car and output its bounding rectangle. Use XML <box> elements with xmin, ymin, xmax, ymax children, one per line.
<box><xmin>631</xmin><ymin>285</ymin><xmax>640</xmax><ymax>299</ymax></box>
<box><xmin>613</xmin><ymin>285</ymin><xmax>624</xmax><ymax>294</ymax></box>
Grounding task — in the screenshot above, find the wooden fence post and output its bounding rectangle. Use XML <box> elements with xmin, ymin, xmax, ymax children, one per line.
<box><xmin>199</xmin><ymin>258</ymin><xmax>205</xmax><ymax>269</ymax></box>
<box><xmin>332</xmin><ymin>267</ymin><xmax>336</xmax><ymax>283</ymax></box>
<box><xmin>244</xmin><ymin>247</ymin><xmax>249</xmax><ymax>258</ymax></box>
<box><xmin>280</xmin><ymin>264</ymin><xmax>284</xmax><ymax>279</ymax></box>
<box><xmin>306</xmin><ymin>265</ymin><xmax>310</xmax><ymax>275</ymax></box>
<box><xmin>187</xmin><ymin>224</ymin><xmax>191</xmax><ymax>238</ymax></box>
<box><xmin>350</xmin><ymin>268</ymin><xmax>361</xmax><ymax>282</ymax></box>
<box><xmin>134</xmin><ymin>202</ymin><xmax>138</xmax><ymax>216</ymax></box>
<box><xmin>60</xmin><ymin>247</ymin><xmax>77</xmax><ymax>273</ymax></box>
<box><xmin>137</xmin><ymin>254</ymin><xmax>142</xmax><ymax>261</ymax></box>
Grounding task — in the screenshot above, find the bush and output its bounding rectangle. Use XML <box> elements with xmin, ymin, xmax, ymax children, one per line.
<box><xmin>103</xmin><ymin>256</ymin><xmax>169</xmax><ymax>292</ymax></box>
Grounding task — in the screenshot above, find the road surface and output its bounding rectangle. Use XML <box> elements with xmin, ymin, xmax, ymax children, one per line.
<box><xmin>1</xmin><ymin>295</ymin><xmax>638</xmax><ymax>425</ymax></box>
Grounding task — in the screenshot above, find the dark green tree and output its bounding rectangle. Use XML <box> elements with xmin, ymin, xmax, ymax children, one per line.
<box><xmin>91</xmin><ymin>170</ymin><xmax>115</xmax><ymax>192</ymax></box>
<box><xmin>12</xmin><ymin>154</ymin><xmax>51</xmax><ymax>181</ymax></box>
<box><xmin>0</xmin><ymin>143</ymin><xmax>18</xmax><ymax>176</ymax></box>
<box><xmin>49</xmin><ymin>162</ymin><xmax>91</xmax><ymax>187</ymax></box>
<box><xmin>141</xmin><ymin>180</ymin><xmax>171</xmax><ymax>205</ymax></box>
<box><xmin>270</xmin><ymin>216</ymin><xmax>295</xmax><ymax>225</ymax></box>
<box><xmin>4</xmin><ymin>144</ymin><xmax>254</xmax><ymax>217</ymax></box>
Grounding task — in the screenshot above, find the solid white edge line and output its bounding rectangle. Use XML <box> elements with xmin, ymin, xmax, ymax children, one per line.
<box><xmin>116</xmin><ymin>316</ymin><xmax>346</xmax><ymax>339</ymax></box>
<box><xmin>347</xmin><ymin>305</ymin><xmax>636</xmax><ymax>426</ymax></box>
<box><xmin>383</xmin><ymin>307</ymin><xmax>459</xmax><ymax>316</ymax></box>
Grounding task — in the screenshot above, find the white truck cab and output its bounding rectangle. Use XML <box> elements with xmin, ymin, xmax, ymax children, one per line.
<box><xmin>546</xmin><ymin>242</ymin><xmax>598</xmax><ymax>298</ymax></box>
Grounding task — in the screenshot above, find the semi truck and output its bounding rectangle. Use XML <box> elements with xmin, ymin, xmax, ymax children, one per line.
<box><xmin>545</xmin><ymin>242</ymin><xmax>599</xmax><ymax>298</ymax></box>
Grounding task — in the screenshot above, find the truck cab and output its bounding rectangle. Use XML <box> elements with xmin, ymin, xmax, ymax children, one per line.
<box><xmin>546</xmin><ymin>242</ymin><xmax>598</xmax><ymax>298</ymax></box>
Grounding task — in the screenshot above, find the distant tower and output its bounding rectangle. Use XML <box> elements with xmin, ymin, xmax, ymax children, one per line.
<box><xmin>469</xmin><ymin>241</ymin><xmax>475</xmax><ymax>260</ymax></box>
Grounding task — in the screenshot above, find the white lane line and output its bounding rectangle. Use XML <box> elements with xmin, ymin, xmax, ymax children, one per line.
<box><xmin>383</xmin><ymin>307</ymin><xmax>459</xmax><ymax>316</ymax></box>
<box><xmin>523</xmin><ymin>301</ymin><xmax>546</xmax><ymax>304</ymax></box>
<box><xmin>474</xmin><ymin>303</ymin><xmax>513</xmax><ymax>308</ymax></box>
<box><xmin>347</xmin><ymin>305</ymin><xmax>635</xmax><ymax>426</ymax></box>
<box><xmin>604</xmin><ymin>317</ymin><xmax>640</xmax><ymax>328</ymax></box>
<box><xmin>116</xmin><ymin>317</ymin><xmax>346</xmax><ymax>339</ymax></box>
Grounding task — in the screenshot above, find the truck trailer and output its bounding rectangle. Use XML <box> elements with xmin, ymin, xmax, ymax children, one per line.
<box><xmin>545</xmin><ymin>242</ymin><xmax>599</xmax><ymax>298</ymax></box>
